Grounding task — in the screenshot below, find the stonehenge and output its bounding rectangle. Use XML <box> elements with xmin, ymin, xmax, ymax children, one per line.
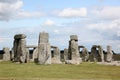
<box><xmin>3</xmin><ymin>47</ymin><xmax>10</xmax><ymax>61</ymax></box>
<box><xmin>66</xmin><ymin>35</ymin><xmax>82</xmax><ymax>65</ymax></box>
<box><xmin>64</xmin><ymin>48</ymin><xmax>68</xmax><ymax>61</ymax></box>
<box><xmin>79</xmin><ymin>46</ymin><xmax>89</xmax><ymax>62</ymax></box>
<box><xmin>91</xmin><ymin>45</ymin><xmax>104</xmax><ymax>62</ymax></box>
<box><xmin>106</xmin><ymin>45</ymin><xmax>113</xmax><ymax>62</ymax></box>
<box><xmin>51</xmin><ymin>46</ymin><xmax>61</xmax><ymax>64</ymax></box>
<box><xmin>37</xmin><ymin>32</ymin><xmax>51</xmax><ymax>64</ymax></box>
<box><xmin>13</xmin><ymin>34</ymin><xmax>27</xmax><ymax>63</ymax></box>
<box><xmin>0</xmin><ymin>32</ymin><xmax>118</xmax><ymax>65</ymax></box>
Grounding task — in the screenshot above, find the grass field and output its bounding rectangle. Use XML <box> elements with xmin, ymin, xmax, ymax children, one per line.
<box><xmin>0</xmin><ymin>62</ymin><xmax>120</xmax><ymax>80</ymax></box>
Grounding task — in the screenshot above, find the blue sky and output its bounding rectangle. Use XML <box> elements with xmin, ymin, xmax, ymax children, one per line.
<box><xmin>0</xmin><ymin>0</ymin><xmax>120</xmax><ymax>53</ymax></box>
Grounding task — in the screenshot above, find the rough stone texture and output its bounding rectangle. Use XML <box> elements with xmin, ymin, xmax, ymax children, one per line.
<box><xmin>106</xmin><ymin>45</ymin><xmax>113</xmax><ymax>62</ymax></box>
<box><xmin>51</xmin><ymin>47</ymin><xmax>62</xmax><ymax>64</ymax></box>
<box><xmin>32</xmin><ymin>48</ymin><xmax>38</xmax><ymax>62</ymax></box>
<box><xmin>37</xmin><ymin>32</ymin><xmax>51</xmax><ymax>64</ymax></box>
<box><xmin>98</xmin><ymin>45</ymin><xmax>104</xmax><ymax>62</ymax></box>
<box><xmin>64</xmin><ymin>48</ymin><xmax>68</xmax><ymax>60</ymax></box>
<box><xmin>39</xmin><ymin>32</ymin><xmax>49</xmax><ymax>43</ymax></box>
<box><xmin>26</xmin><ymin>48</ymin><xmax>29</xmax><ymax>63</ymax></box>
<box><xmin>66</xmin><ymin>35</ymin><xmax>82</xmax><ymax>64</ymax></box>
<box><xmin>25</xmin><ymin>45</ymin><xmax>38</xmax><ymax>62</ymax></box>
<box><xmin>81</xmin><ymin>48</ymin><xmax>89</xmax><ymax>62</ymax></box>
<box><xmin>14</xmin><ymin>34</ymin><xmax>26</xmax><ymax>39</ymax></box>
<box><xmin>13</xmin><ymin>34</ymin><xmax>27</xmax><ymax>63</ymax></box>
<box><xmin>10</xmin><ymin>48</ymin><xmax>14</xmax><ymax>61</ymax></box>
<box><xmin>3</xmin><ymin>47</ymin><xmax>10</xmax><ymax>61</ymax></box>
<box><xmin>70</xmin><ymin>35</ymin><xmax>78</xmax><ymax>41</ymax></box>
<box><xmin>91</xmin><ymin>45</ymin><xmax>104</xmax><ymax>62</ymax></box>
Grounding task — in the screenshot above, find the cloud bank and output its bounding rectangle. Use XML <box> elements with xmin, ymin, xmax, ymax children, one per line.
<box><xmin>0</xmin><ymin>0</ymin><xmax>120</xmax><ymax>53</ymax></box>
<box><xmin>0</xmin><ymin>0</ymin><xmax>44</xmax><ymax>21</ymax></box>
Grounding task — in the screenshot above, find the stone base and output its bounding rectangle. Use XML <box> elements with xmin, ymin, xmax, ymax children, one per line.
<box><xmin>65</xmin><ymin>58</ymin><xmax>82</xmax><ymax>65</ymax></box>
<box><xmin>51</xmin><ymin>58</ymin><xmax>62</xmax><ymax>64</ymax></box>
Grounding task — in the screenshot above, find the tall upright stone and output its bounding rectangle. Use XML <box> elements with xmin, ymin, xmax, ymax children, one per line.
<box><xmin>3</xmin><ymin>47</ymin><xmax>10</xmax><ymax>61</ymax></box>
<box><xmin>64</xmin><ymin>48</ymin><xmax>68</xmax><ymax>60</ymax></box>
<box><xmin>66</xmin><ymin>35</ymin><xmax>82</xmax><ymax>65</ymax></box>
<box><xmin>51</xmin><ymin>47</ymin><xmax>61</xmax><ymax>64</ymax></box>
<box><xmin>91</xmin><ymin>45</ymin><xmax>104</xmax><ymax>62</ymax></box>
<box><xmin>81</xmin><ymin>48</ymin><xmax>89</xmax><ymax>62</ymax></box>
<box><xmin>98</xmin><ymin>45</ymin><xmax>104</xmax><ymax>62</ymax></box>
<box><xmin>91</xmin><ymin>46</ymin><xmax>97</xmax><ymax>62</ymax></box>
<box><xmin>37</xmin><ymin>32</ymin><xmax>51</xmax><ymax>64</ymax></box>
<box><xmin>13</xmin><ymin>34</ymin><xmax>27</xmax><ymax>63</ymax></box>
<box><xmin>106</xmin><ymin>45</ymin><xmax>113</xmax><ymax>62</ymax></box>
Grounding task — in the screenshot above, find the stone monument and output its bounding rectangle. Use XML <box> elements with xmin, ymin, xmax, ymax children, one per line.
<box><xmin>13</xmin><ymin>34</ymin><xmax>27</xmax><ymax>63</ymax></box>
<box><xmin>51</xmin><ymin>47</ymin><xmax>61</xmax><ymax>64</ymax></box>
<box><xmin>66</xmin><ymin>35</ymin><xmax>82</xmax><ymax>65</ymax></box>
<box><xmin>106</xmin><ymin>45</ymin><xmax>113</xmax><ymax>62</ymax></box>
<box><xmin>3</xmin><ymin>47</ymin><xmax>10</xmax><ymax>61</ymax></box>
<box><xmin>37</xmin><ymin>32</ymin><xmax>51</xmax><ymax>64</ymax></box>
<box><xmin>64</xmin><ymin>48</ymin><xmax>68</xmax><ymax>61</ymax></box>
<box><xmin>81</xmin><ymin>47</ymin><xmax>89</xmax><ymax>62</ymax></box>
<box><xmin>91</xmin><ymin>45</ymin><xmax>104</xmax><ymax>62</ymax></box>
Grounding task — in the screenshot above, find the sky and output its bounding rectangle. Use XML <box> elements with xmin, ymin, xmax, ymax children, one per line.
<box><xmin>0</xmin><ymin>0</ymin><xmax>120</xmax><ymax>53</ymax></box>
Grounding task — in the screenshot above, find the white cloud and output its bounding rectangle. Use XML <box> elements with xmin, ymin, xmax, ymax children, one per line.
<box><xmin>0</xmin><ymin>0</ymin><xmax>44</xmax><ymax>21</ymax></box>
<box><xmin>57</xmin><ymin>8</ymin><xmax>87</xmax><ymax>18</ymax></box>
<box><xmin>0</xmin><ymin>0</ymin><xmax>23</xmax><ymax>21</ymax></box>
<box><xmin>42</xmin><ymin>19</ymin><xmax>55</xmax><ymax>26</ymax></box>
<box><xmin>91</xmin><ymin>6</ymin><xmax>120</xmax><ymax>19</ymax></box>
<box><xmin>0</xmin><ymin>37</ymin><xmax>10</xmax><ymax>43</ymax></box>
<box><xmin>87</xmin><ymin>19</ymin><xmax>120</xmax><ymax>31</ymax></box>
<box><xmin>15</xmin><ymin>10</ymin><xmax>44</xmax><ymax>19</ymax></box>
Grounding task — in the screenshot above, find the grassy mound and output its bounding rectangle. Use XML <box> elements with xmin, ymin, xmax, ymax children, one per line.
<box><xmin>0</xmin><ymin>62</ymin><xmax>120</xmax><ymax>80</ymax></box>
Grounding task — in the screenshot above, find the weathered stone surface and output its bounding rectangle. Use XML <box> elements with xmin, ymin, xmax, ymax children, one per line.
<box><xmin>81</xmin><ymin>48</ymin><xmax>89</xmax><ymax>62</ymax></box>
<box><xmin>66</xmin><ymin>35</ymin><xmax>82</xmax><ymax>64</ymax></box>
<box><xmin>26</xmin><ymin>48</ymin><xmax>29</xmax><ymax>63</ymax></box>
<box><xmin>37</xmin><ymin>32</ymin><xmax>51</xmax><ymax>64</ymax></box>
<box><xmin>10</xmin><ymin>48</ymin><xmax>14</xmax><ymax>61</ymax></box>
<box><xmin>91</xmin><ymin>45</ymin><xmax>104</xmax><ymax>62</ymax></box>
<box><xmin>64</xmin><ymin>48</ymin><xmax>68</xmax><ymax>60</ymax></box>
<box><xmin>51</xmin><ymin>47</ymin><xmax>62</xmax><ymax>64</ymax></box>
<box><xmin>30</xmin><ymin>48</ymin><xmax>38</xmax><ymax>62</ymax></box>
<box><xmin>106</xmin><ymin>45</ymin><xmax>113</xmax><ymax>62</ymax></box>
<box><xmin>65</xmin><ymin>58</ymin><xmax>82</xmax><ymax>65</ymax></box>
<box><xmin>13</xmin><ymin>34</ymin><xmax>27</xmax><ymax>63</ymax></box>
<box><xmin>98</xmin><ymin>45</ymin><xmax>104</xmax><ymax>62</ymax></box>
<box><xmin>3</xmin><ymin>47</ymin><xmax>10</xmax><ymax>61</ymax></box>
<box><xmin>70</xmin><ymin>35</ymin><xmax>78</xmax><ymax>41</ymax></box>
<box><xmin>38</xmin><ymin>43</ymin><xmax>51</xmax><ymax>64</ymax></box>
<box><xmin>14</xmin><ymin>34</ymin><xmax>26</xmax><ymax>39</ymax></box>
<box><xmin>39</xmin><ymin>32</ymin><xmax>49</xmax><ymax>43</ymax></box>
<box><xmin>71</xmin><ymin>40</ymin><xmax>79</xmax><ymax>60</ymax></box>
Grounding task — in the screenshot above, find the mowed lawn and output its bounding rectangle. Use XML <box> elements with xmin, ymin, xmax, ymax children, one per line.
<box><xmin>0</xmin><ymin>62</ymin><xmax>120</xmax><ymax>80</ymax></box>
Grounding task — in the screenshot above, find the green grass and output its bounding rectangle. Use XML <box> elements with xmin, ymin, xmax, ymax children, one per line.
<box><xmin>0</xmin><ymin>62</ymin><xmax>120</xmax><ymax>80</ymax></box>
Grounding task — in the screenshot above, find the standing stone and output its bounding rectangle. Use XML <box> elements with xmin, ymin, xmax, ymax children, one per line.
<box><xmin>66</xmin><ymin>35</ymin><xmax>82</xmax><ymax>65</ymax></box>
<box><xmin>3</xmin><ymin>47</ymin><xmax>10</xmax><ymax>61</ymax></box>
<box><xmin>26</xmin><ymin>48</ymin><xmax>29</xmax><ymax>63</ymax></box>
<box><xmin>13</xmin><ymin>34</ymin><xmax>27</xmax><ymax>63</ymax></box>
<box><xmin>91</xmin><ymin>46</ymin><xmax>97</xmax><ymax>62</ymax></box>
<box><xmin>106</xmin><ymin>45</ymin><xmax>113</xmax><ymax>62</ymax></box>
<box><xmin>81</xmin><ymin>48</ymin><xmax>89</xmax><ymax>62</ymax></box>
<box><xmin>51</xmin><ymin>47</ymin><xmax>61</xmax><ymax>64</ymax></box>
<box><xmin>64</xmin><ymin>48</ymin><xmax>68</xmax><ymax>60</ymax></box>
<box><xmin>98</xmin><ymin>45</ymin><xmax>104</xmax><ymax>62</ymax></box>
<box><xmin>91</xmin><ymin>45</ymin><xmax>104</xmax><ymax>62</ymax></box>
<box><xmin>37</xmin><ymin>32</ymin><xmax>51</xmax><ymax>64</ymax></box>
<box><xmin>32</xmin><ymin>48</ymin><xmax>38</xmax><ymax>62</ymax></box>
<box><xmin>10</xmin><ymin>48</ymin><xmax>14</xmax><ymax>61</ymax></box>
